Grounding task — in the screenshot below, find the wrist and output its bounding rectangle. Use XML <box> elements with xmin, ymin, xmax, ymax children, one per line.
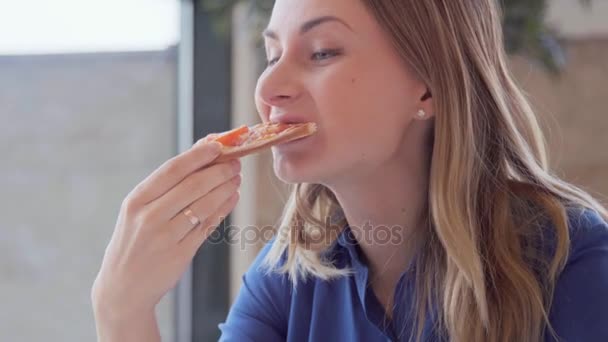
<box><xmin>93</xmin><ymin>301</ymin><xmax>159</xmax><ymax>342</ymax></box>
<box><xmin>92</xmin><ymin>288</ymin><xmax>145</xmax><ymax>321</ymax></box>
<box><xmin>93</xmin><ymin>295</ymin><xmax>154</xmax><ymax>325</ymax></box>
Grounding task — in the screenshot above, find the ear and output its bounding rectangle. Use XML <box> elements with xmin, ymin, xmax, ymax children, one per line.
<box><xmin>414</xmin><ymin>88</ymin><xmax>434</xmax><ymax>120</ymax></box>
<box><xmin>421</xmin><ymin>89</ymin><xmax>432</xmax><ymax>101</ymax></box>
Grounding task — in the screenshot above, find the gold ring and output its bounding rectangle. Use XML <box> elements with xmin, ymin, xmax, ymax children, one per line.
<box><xmin>183</xmin><ymin>208</ymin><xmax>201</xmax><ymax>226</ymax></box>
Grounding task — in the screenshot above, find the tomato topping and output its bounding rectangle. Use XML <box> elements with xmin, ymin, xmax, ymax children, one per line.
<box><xmin>214</xmin><ymin>125</ymin><xmax>250</xmax><ymax>146</ymax></box>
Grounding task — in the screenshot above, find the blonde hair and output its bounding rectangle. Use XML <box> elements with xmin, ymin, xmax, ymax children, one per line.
<box><xmin>263</xmin><ymin>1</ymin><xmax>608</xmax><ymax>341</ymax></box>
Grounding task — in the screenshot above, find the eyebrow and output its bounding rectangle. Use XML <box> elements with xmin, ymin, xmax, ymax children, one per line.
<box><xmin>262</xmin><ymin>15</ymin><xmax>353</xmax><ymax>40</ymax></box>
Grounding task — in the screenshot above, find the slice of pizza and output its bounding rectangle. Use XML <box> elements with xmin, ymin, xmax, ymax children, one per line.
<box><xmin>209</xmin><ymin>122</ymin><xmax>317</xmax><ymax>162</ymax></box>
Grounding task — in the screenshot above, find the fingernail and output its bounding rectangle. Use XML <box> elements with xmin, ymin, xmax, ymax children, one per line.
<box><xmin>232</xmin><ymin>174</ymin><xmax>242</xmax><ymax>185</ymax></box>
<box><xmin>194</xmin><ymin>137</ymin><xmax>206</xmax><ymax>146</ymax></box>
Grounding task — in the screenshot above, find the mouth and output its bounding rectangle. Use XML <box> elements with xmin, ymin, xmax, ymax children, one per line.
<box><xmin>274</xmin><ymin>127</ymin><xmax>317</xmax><ymax>149</ymax></box>
<box><xmin>268</xmin><ymin>113</ymin><xmax>313</xmax><ymax>125</ymax></box>
<box><xmin>274</xmin><ymin>134</ymin><xmax>313</xmax><ymax>148</ymax></box>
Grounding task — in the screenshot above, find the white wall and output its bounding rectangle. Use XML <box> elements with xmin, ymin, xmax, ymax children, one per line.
<box><xmin>547</xmin><ymin>0</ymin><xmax>608</xmax><ymax>38</ymax></box>
<box><xmin>0</xmin><ymin>50</ymin><xmax>177</xmax><ymax>342</ymax></box>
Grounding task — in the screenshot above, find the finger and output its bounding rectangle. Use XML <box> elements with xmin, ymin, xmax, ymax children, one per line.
<box><xmin>130</xmin><ymin>141</ymin><xmax>223</xmax><ymax>205</ymax></box>
<box><xmin>146</xmin><ymin>160</ymin><xmax>241</xmax><ymax>221</ymax></box>
<box><xmin>202</xmin><ymin>133</ymin><xmax>220</xmax><ymax>142</ymax></box>
<box><xmin>191</xmin><ymin>133</ymin><xmax>220</xmax><ymax>147</ymax></box>
<box><xmin>179</xmin><ymin>190</ymin><xmax>240</xmax><ymax>255</ymax></box>
<box><xmin>168</xmin><ymin>173</ymin><xmax>241</xmax><ymax>242</ymax></box>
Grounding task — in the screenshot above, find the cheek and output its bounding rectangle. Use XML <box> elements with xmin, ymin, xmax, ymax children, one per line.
<box><xmin>313</xmin><ymin>70</ymin><xmax>411</xmax><ymax>160</ymax></box>
<box><xmin>325</xmin><ymin>120</ymin><xmax>405</xmax><ymax>167</ymax></box>
<box><xmin>254</xmin><ymin>76</ymin><xmax>271</xmax><ymax>123</ymax></box>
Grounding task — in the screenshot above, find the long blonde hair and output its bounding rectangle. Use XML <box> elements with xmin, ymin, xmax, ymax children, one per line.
<box><xmin>263</xmin><ymin>1</ymin><xmax>608</xmax><ymax>341</ymax></box>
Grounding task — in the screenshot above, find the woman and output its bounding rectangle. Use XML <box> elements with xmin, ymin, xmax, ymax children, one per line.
<box><xmin>92</xmin><ymin>0</ymin><xmax>608</xmax><ymax>341</ymax></box>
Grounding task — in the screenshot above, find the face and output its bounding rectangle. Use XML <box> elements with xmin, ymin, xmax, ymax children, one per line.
<box><xmin>255</xmin><ymin>0</ymin><xmax>431</xmax><ymax>185</ymax></box>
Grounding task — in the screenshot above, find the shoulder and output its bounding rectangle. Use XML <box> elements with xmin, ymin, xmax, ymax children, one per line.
<box><xmin>547</xmin><ymin>207</ymin><xmax>608</xmax><ymax>341</ymax></box>
<box><xmin>218</xmin><ymin>238</ymin><xmax>293</xmax><ymax>341</ymax></box>
<box><xmin>565</xmin><ymin>207</ymin><xmax>608</xmax><ymax>262</ymax></box>
<box><xmin>242</xmin><ymin>237</ymin><xmax>293</xmax><ymax>307</ymax></box>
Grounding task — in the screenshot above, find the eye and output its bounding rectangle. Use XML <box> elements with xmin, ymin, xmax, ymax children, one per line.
<box><xmin>311</xmin><ymin>49</ymin><xmax>342</xmax><ymax>62</ymax></box>
<box><xmin>267</xmin><ymin>56</ymin><xmax>280</xmax><ymax>67</ymax></box>
<box><xmin>266</xmin><ymin>49</ymin><xmax>342</xmax><ymax>67</ymax></box>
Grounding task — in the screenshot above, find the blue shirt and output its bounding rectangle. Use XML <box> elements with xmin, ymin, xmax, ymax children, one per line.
<box><xmin>218</xmin><ymin>208</ymin><xmax>608</xmax><ymax>341</ymax></box>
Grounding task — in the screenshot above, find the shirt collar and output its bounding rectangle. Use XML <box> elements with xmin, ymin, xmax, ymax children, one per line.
<box><xmin>336</xmin><ymin>223</ymin><xmax>364</xmax><ymax>265</ymax></box>
<box><xmin>336</xmin><ymin>223</ymin><xmax>397</xmax><ymax>332</ymax></box>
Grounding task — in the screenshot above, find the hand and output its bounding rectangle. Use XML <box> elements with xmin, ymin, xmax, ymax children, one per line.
<box><xmin>92</xmin><ymin>138</ymin><xmax>241</xmax><ymax>322</ymax></box>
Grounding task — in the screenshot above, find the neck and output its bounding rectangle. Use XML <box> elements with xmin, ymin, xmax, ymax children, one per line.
<box><xmin>325</xmin><ymin>130</ymin><xmax>432</xmax><ymax>279</ymax></box>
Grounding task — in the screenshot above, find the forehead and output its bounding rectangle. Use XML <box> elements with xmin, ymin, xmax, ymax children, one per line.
<box><xmin>267</xmin><ymin>0</ymin><xmax>366</xmax><ymax>33</ymax></box>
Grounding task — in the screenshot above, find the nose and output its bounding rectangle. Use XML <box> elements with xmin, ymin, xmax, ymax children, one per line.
<box><xmin>255</xmin><ymin>60</ymin><xmax>302</xmax><ymax>114</ymax></box>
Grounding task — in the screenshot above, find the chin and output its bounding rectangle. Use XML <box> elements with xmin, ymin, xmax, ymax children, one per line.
<box><xmin>271</xmin><ymin>150</ymin><xmax>326</xmax><ymax>184</ymax></box>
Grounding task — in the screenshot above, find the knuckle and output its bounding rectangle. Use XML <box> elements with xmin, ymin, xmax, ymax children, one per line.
<box><xmin>192</xmin><ymin>143</ymin><xmax>218</xmax><ymax>163</ymax></box>
<box><xmin>220</xmin><ymin>163</ymin><xmax>236</xmax><ymax>178</ymax></box>
<box><xmin>140</xmin><ymin>206</ymin><xmax>162</xmax><ymax>227</ymax></box>
<box><xmin>231</xmin><ymin>191</ymin><xmax>240</xmax><ymax>202</ymax></box>
<box><xmin>218</xmin><ymin>194</ymin><xmax>237</xmax><ymax>214</ymax></box>
<box><xmin>225</xmin><ymin>195</ymin><xmax>238</xmax><ymax>210</ymax></box>
<box><xmin>201</xmin><ymin>215</ymin><xmax>218</xmax><ymax>230</ymax></box>
<box><xmin>194</xmin><ymin>195</ymin><xmax>218</xmax><ymax>216</ymax></box>
<box><xmin>225</xmin><ymin>197</ymin><xmax>238</xmax><ymax>212</ymax></box>
<box><xmin>121</xmin><ymin>194</ymin><xmax>141</xmax><ymax>215</ymax></box>
<box><xmin>210</xmin><ymin>177</ymin><xmax>237</xmax><ymax>198</ymax></box>
<box><xmin>227</xmin><ymin>179</ymin><xmax>240</xmax><ymax>192</ymax></box>
<box><xmin>165</xmin><ymin>158</ymin><xmax>184</xmax><ymax>177</ymax></box>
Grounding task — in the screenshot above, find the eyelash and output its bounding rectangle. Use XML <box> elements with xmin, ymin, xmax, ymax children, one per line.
<box><xmin>266</xmin><ymin>49</ymin><xmax>342</xmax><ymax>67</ymax></box>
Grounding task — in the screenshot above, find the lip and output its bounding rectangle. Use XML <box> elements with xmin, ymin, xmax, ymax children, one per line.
<box><xmin>268</xmin><ymin>113</ymin><xmax>312</xmax><ymax>125</ymax></box>
<box><xmin>274</xmin><ymin>133</ymin><xmax>314</xmax><ymax>149</ymax></box>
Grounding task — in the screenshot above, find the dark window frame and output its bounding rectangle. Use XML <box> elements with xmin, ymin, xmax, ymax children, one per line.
<box><xmin>175</xmin><ymin>1</ymin><xmax>232</xmax><ymax>341</ymax></box>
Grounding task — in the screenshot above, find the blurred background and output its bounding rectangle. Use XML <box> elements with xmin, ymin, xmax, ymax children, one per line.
<box><xmin>0</xmin><ymin>0</ymin><xmax>606</xmax><ymax>341</ymax></box>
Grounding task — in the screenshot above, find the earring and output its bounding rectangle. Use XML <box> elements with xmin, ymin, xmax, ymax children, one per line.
<box><xmin>416</xmin><ymin>109</ymin><xmax>426</xmax><ymax>118</ymax></box>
